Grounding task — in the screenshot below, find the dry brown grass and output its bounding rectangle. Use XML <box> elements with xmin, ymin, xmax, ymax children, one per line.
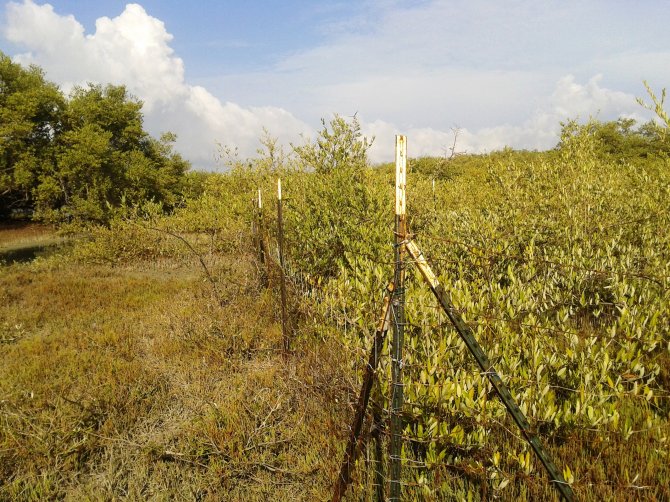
<box><xmin>0</xmin><ymin>249</ymin><xmax>350</xmax><ymax>500</ymax></box>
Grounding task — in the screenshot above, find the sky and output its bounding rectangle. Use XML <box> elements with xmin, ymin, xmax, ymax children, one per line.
<box><xmin>1</xmin><ymin>0</ymin><xmax>669</xmax><ymax>169</ymax></box>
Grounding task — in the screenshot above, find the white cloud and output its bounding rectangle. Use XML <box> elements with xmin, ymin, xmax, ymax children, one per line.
<box><xmin>364</xmin><ymin>75</ymin><xmax>648</xmax><ymax>162</ymax></box>
<box><xmin>2</xmin><ymin>0</ymin><xmax>311</xmax><ymax>169</ymax></box>
<box><xmin>2</xmin><ymin>1</ymin><xmax>662</xmax><ymax>167</ymax></box>
<box><xmin>203</xmin><ymin>0</ymin><xmax>663</xmax><ymax>162</ymax></box>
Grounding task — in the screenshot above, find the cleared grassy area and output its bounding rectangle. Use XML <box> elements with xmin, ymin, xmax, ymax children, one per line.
<box><xmin>0</xmin><ymin>254</ymin><xmax>347</xmax><ymax>500</ymax></box>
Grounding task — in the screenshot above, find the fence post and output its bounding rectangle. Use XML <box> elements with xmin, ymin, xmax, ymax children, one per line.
<box><xmin>332</xmin><ymin>284</ymin><xmax>394</xmax><ymax>502</ymax></box>
<box><xmin>432</xmin><ymin>178</ymin><xmax>437</xmax><ymax>220</ymax></box>
<box><xmin>277</xmin><ymin>178</ymin><xmax>290</xmax><ymax>354</ymax></box>
<box><xmin>390</xmin><ymin>135</ymin><xmax>407</xmax><ymax>500</ymax></box>
<box><xmin>256</xmin><ymin>187</ymin><xmax>269</xmax><ymax>288</ymax></box>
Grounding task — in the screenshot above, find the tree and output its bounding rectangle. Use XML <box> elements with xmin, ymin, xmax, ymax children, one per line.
<box><xmin>284</xmin><ymin>116</ymin><xmax>383</xmax><ymax>280</ymax></box>
<box><xmin>130</xmin><ymin>131</ymin><xmax>190</xmax><ymax>208</ymax></box>
<box><xmin>556</xmin><ymin>118</ymin><xmax>669</xmax><ymax>164</ymax></box>
<box><xmin>637</xmin><ymin>81</ymin><xmax>670</xmax><ymax>133</ymax></box>
<box><xmin>33</xmin><ymin>84</ymin><xmax>190</xmax><ymax>222</ymax></box>
<box><xmin>36</xmin><ymin>123</ymin><xmax>114</xmax><ymax>221</ymax></box>
<box><xmin>1</xmin><ymin>52</ymin><xmax>190</xmax><ymax>223</ymax></box>
<box><xmin>292</xmin><ymin>114</ymin><xmax>373</xmax><ymax>174</ymax></box>
<box><xmin>0</xmin><ymin>51</ymin><xmax>64</xmax><ymax>216</ymax></box>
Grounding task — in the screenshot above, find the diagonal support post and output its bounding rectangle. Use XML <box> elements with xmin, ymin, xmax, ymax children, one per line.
<box><xmin>405</xmin><ymin>239</ymin><xmax>574</xmax><ymax>502</ymax></box>
<box><xmin>333</xmin><ymin>283</ymin><xmax>395</xmax><ymax>502</ymax></box>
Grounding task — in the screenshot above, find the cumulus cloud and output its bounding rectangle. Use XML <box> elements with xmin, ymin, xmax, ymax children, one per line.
<box><xmin>2</xmin><ymin>1</ymin><xmax>311</xmax><ymax>168</ymax></box>
<box><xmin>2</xmin><ymin>0</ymin><xmax>662</xmax><ymax>167</ymax></box>
<box><xmin>364</xmin><ymin>75</ymin><xmax>647</xmax><ymax>162</ymax></box>
<box><xmin>205</xmin><ymin>0</ymin><xmax>664</xmax><ymax>162</ymax></box>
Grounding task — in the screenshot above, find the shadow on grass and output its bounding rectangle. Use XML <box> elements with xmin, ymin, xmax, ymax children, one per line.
<box><xmin>0</xmin><ymin>243</ymin><xmax>61</xmax><ymax>264</ymax></box>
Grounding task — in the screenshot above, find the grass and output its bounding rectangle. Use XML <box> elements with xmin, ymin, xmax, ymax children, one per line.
<box><xmin>2</xmin><ymin>139</ymin><xmax>669</xmax><ymax>500</ymax></box>
<box><xmin>0</xmin><ymin>222</ymin><xmax>63</xmax><ymax>252</ymax></box>
<box><xmin>1</xmin><ymin>241</ymin><xmax>667</xmax><ymax>500</ymax></box>
<box><xmin>0</xmin><ymin>240</ymin><xmax>349</xmax><ymax>500</ymax></box>
<box><xmin>0</xmin><ymin>222</ymin><xmax>69</xmax><ymax>265</ymax></box>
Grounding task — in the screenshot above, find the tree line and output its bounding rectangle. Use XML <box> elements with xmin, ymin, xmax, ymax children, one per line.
<box><xmin>2</xmin><ymin>50</ymin><xmax>668</xmax><ymax>224</ymax></box>
<box><xmin>1</xmin><ymin>51</ymin><xmax>189</xmax><ymax>222</ymax></box>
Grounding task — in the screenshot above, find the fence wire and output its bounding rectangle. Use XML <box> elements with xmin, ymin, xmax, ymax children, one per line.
<box><xmin>249</xmin><ymin>187</ymin><xmax>670</xmax><ymax>501</ymax></box>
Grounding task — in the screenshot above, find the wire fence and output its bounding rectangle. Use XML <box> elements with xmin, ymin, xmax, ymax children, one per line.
<box><xmin>243</xmin><ymin>159</ymin><xmax>670</xmax><ymax>501</ymax></box>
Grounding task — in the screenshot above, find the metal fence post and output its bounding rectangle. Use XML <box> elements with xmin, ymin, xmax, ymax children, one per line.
<box><xmin>405</xmin><ymin>239</ymin><xmax>574</xmax><ymax>502</ymax></box>
<box><xmin>277</xmin><ymin>178</ymin><xmax>290</xmax><ymax>354</ymax></box>
<box><xmin>256</xmin><ymin>187</ymin><xmax>269</xmax><ymax>288</ymax></box>
<box><xmin>390</xmin><ymin>135</ymin><xmax>407</xmax><ymax>501</ymax></box>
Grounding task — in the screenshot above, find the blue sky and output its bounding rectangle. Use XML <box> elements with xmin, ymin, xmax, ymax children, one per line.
<box><xmin>7</xmin><ymin>1</ymin><xmax>345</xmax><ymax>72</ymax></box>
<box><xmin>2</xmin><ymin>1</ymin><xmax>670</xmax><ymax>168</ymax></box>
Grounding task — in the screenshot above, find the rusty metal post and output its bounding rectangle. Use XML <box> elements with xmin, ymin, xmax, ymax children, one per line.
<box><xmin>256</xmin><ymin>188</ymin><xmax>269</xmax><ymax>288</ymax></box>
<box><xmin>390</xmin><ymin>135</ymin><xmax>407</xmax><ymax>501</ymax></box>
<box><xmin>277</xmin><ymin>178</ymin><xmax>290</xmax><ymax>354</ymax></box>
<box><xmin>332</xmin><ymin>284</ymin><xmax>394</xmax><ymax>502</ymax></box>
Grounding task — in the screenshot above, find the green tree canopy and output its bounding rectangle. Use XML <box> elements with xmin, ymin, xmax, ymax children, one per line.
<box><xmin>0</xmin><ymin>52</ymin><xmax>190</xmax><ymax>222</ymax></box>
<box><xmin>1</xmin><ymin>52</ymin><xmax>64</xmax><ymax>216</ymax></box>
<box><xmin>292</xmin><ymin>114</ymin><xmax>373</xmax><ymax>174</ymax></box>
<box><xmin>557</xmin><ymin>117</ymin><xmax>670</xmax><ymax>164</ymax></box>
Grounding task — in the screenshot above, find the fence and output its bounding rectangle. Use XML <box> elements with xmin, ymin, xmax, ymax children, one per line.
<box><xmin>249</xmin><ymin>136</ymin><xmax>670</xmax><ymax>501</ymax></box>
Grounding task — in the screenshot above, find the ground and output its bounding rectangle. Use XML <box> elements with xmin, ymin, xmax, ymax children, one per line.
<box><xmin>0</xmin><ymin>225</ymin><xmax>346</xmax><ymax>501</ymax></box>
